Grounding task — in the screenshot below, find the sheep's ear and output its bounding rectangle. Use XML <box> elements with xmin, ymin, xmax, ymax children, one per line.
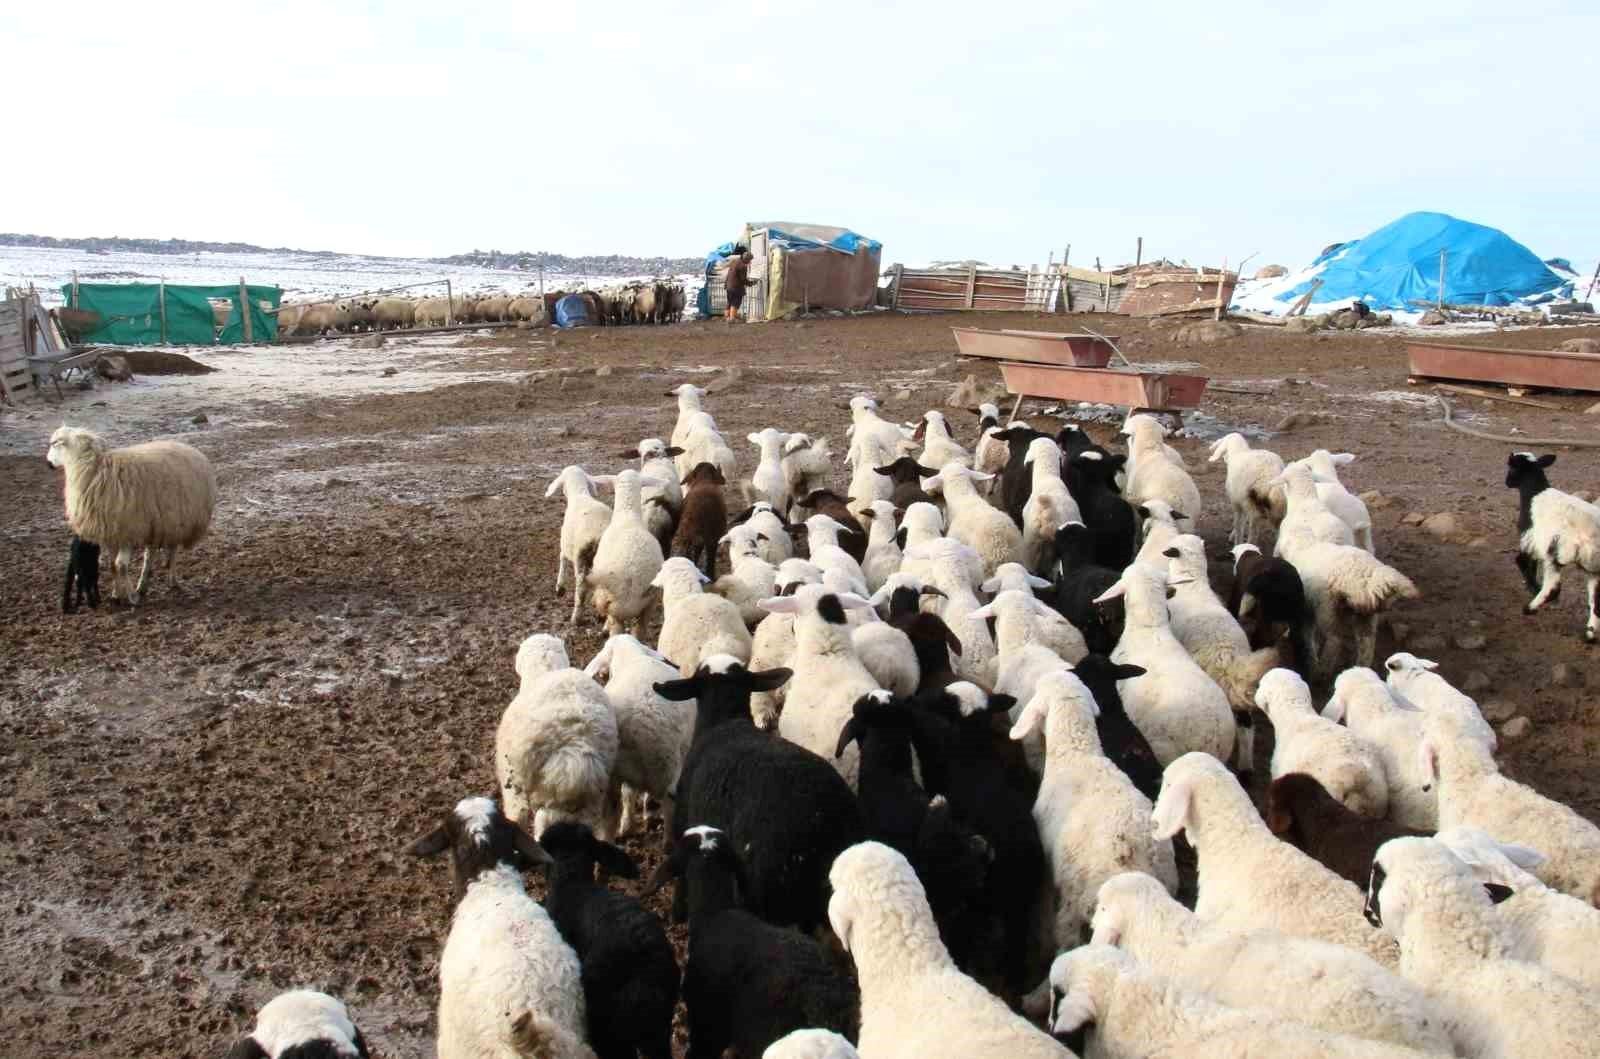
<box><xmin>755</xmin><ymin>533</ymin><xmax>769</xmax><ymax>542</ymax></box>
<box><xmin>591</xmin><ymin>838</ymin><xmax>640</xmax><ymax>879</ymax></box>
<box><xmin>1321</xmin><ymin>695</ymin><xmax>1347</xmax><ymax>723</ymax></box>
<box><xmin>759</xmin><ymin>596</ymin><xmax>803</xmax><ymax>614</ymax></box>
<box><xmin>544</xmin><ymin>477</ymin><xmax>563</xmax><ymax>498</ymax></box>
<box><xmin>916</xmin><ymin>463</ymin><xmax>940</xmax><ymax>477</ymax></box>
<box><xmin>652</xmin><ymin>677</ymin><xmax>702</xmax><ymax>701</ymax></box>
<box><xmin>895</xmin><ymin>528</ymin><xmax>908</xmax><ymax>550</ymax></box>
<box><xmin>1416</xmin><ymin>658</ymin><xmax>1439</xmax><ymax>671</ymax></box>
<box><xmin>986</xmin><ymin>692</ymin><xmax>1017</xmax><ymax>715</ymax></box>
<box><xmin>1484</xmin><ymin>883</ymin><xmax>1515</xmax><ymax>905</ymax></box>
<box><xmin>1008</xmin><ymin>699</ymin><xmax>1046</xmax><ymax>741</ymax></box>
<box><xmin>665</xmin><ymin>446</ymin><xmax>685</xmax><ymax>458</ymax></box>
<box><xmin>835</xmin><ymin>716</ymin><xmax>865</xmax><ymax>759</ymax></box>
<box><xmin>747</xmin><ymin>667</ymin><xmax>793</xmax><ymax>692</ymax></box>
<box><xmin>1170</xmin><ymin>510</ymin><xmax>1189</xmax><ymax>522</ymax></box>
<box><xmin>1537</xmin><ymin>454</ymin><xmax>1556</xmax><ymax>468</ymax></box>
<box><xmin>1110</xmin><ymin>663</ymin><xmax>1146</xmax><ymax>681</ymax></box>
<box><xmin>1135</xmin><ymin>505</ymin><xmax>1152</xmax><ymax>519</ymax></box>
<box><xmin>1092</xmin><ymin>580</ymin><xmax>1127</xmax><ymax>604</ymax></box>
<box><xmin>409</xmin><ymin>824</ymin><xmax>450</xmax><ymax>858</ymax></box>
<box><xmin>921</xmin><ymin>586</ymin><xmax>948</xmax><ymax>600</ymax></box>
<box><xmin>838</xmin><ymin>593</ymin><xmax>875</xmax><ymax>611</ymax></box>
<box><xmin>224</xmin><ymin>1039</ymin><xmax>269</xmax><ymax>1059</ymax></box>
<box><xmin>728</xmin><ymin>505</ymin><xmax>754</xmax><ymax>525</ymax></box>
<box><xmin>1161</xmin><ymin>546</ymin><xmax>1180</xmax><ymax>559</ymax></box>
<box><xmin>967</xmin><ymin>603</ymin><xmax>995</xmax><ymax>621</ymax></box>
<box><xmin>969</xmin><ymin>470</ymin><xmax>995</xmax><ymax>482</ymax></box>
<box><xmin>1265</xmin><ymin>799</ymin><xmax>1293</xmax><ymax>836</ymax></box>
<box><xmin>1052</xmin><ymin>990</ymin><xmax>1099</xmax><ymax>1036</ymax></box>
<box><xmin>1151</xmin><ymin>777</ymin><xmax>1193</xmax><ymax>840</ymax></box>
<box><xmin>1027</xmin><ymin>572</ymin><xmax>1052</xmax><ymax>589</ymax></box>
<box><xmin>747</xmin><ymin>433</ymin><xmax>762</xmax><ymax>445</ymax></box>
<box><xmin>1332</xmin><ymin>452</ymin><xmax>1357</xmax><ymax>465</ymax></box>
<box><xmin>1496</xmin><ymin>842</ymin><xmax>1547</xmax><ymax>870</ymax></box>
<box><xmin>980</xmin><ymin>574</ymin><xmax>1001</xmax><ymax>593</ymax></box>
<box><xmin>873</xmin><ymin>464</ymin><xmax>895</xmax><ymax>476</ymax></box>
<box><xmin>1417</xmin><ymin>740</ymin><xmax>1441</xmax><ymax>786</ymax></box>
<box><xmin>513</xmin><ymin>824</ymin><xmax>553</xmax><ymax>868</ymax></box>
<box><xmin>582</xmin><ymin>645</ymin><xmax>612</xmax><ymax>680</ymax></box>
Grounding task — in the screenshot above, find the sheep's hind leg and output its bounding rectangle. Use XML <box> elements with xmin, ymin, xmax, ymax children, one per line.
<box><xmin>1525</xmin><ymin>557</ymin><xmax>1562</xmax><ymax>613</ymax></box>
<box><xmin>569</xmin><ymin>561</ymin><xmax>585</xmax><ymax>625</ymax></box>
<box><xmin>554</xmin><ymin>554</ymin><xmax>567</xmax><ymax>593</ymax></box>
<box><xmin>1586</xmin><ymin>573</ymin><xmax>1598</xmax><ymax>644</ymax></box>
<box><xmin>112</xmin><ymin>547</ymin><xmax>133</xmax><ymax>604</ymax></box>
<box><xmin>1353</xmin><ymin>612</ymin><xmax>1380</xmax><ymax>668</ymax></box>
<box><xmin>129</xmin><ymin>547</ymin><xmax>155</xmax><ymax>605</ymax></box>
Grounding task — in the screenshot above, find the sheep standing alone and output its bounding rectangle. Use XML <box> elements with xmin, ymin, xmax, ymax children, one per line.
<box><xmin>548</xmin><ymin>466</ymin><xmax>613</xmax><ymax>625</ymax></box>
<box><xmin>588</xmin><ymin>469</ymin><xmax>667</xmax><ymax>635</ymax></box>
<box><xmin>409</xmin><ymin>797</ymin><xmax>593</xmax><ymax>1059</ymax></box>
<box><xmin>1505</xmin><ymin>451</ymin><xmax>1600</xmax><ymax>641</ymax></box>
<box><xmin>47</xmin><ymin>426</ymin><xmax>217</xmax><ymax>605</ymax></box>
<box><xmin>496</xmin><ymin>634</ymin><xmax>619</xmax><ymax>838</ymax></box>
<box><xmin>828</xmin><ymin>842</ymin><xmax>1070</xmax><ymax>1059</ymax></box>
<box><xmin>1257</xmin><ymin>668</ymin><xmax>1388</xmax><ymax>818</ymax></box>
<box><xmin>225</xmin><ymin>990</ymin><xmax>369</xmax><ymax>1059</ymax></box>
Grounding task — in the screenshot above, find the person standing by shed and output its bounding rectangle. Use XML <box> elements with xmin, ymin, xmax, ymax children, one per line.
<box><xmin>724</xmin><ymin>248</ymin><xmax>754</xmax><ymax>322</ymax></box>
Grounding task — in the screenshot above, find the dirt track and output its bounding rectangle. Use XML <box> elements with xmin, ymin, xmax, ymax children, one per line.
<box><xmin>3</xmin><ymin>310</ymin><xmax>1600</xmax><ymax>1057</ymax></box>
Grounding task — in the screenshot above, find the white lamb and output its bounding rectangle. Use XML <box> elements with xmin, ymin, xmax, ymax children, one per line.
<box><xmin>1153</xmin><ymin>752</ymin><xmax>1399</xmax><ymax>967</ymax></box>
<box><xmin>1122</xmin><ymin>416</ymin><xmax>1201</xmax><ymax>534</ymax></box>
<box><xmin>495</xmin><ymin>634</ymin><xmax>619</xmax><ymax>838</ymax></box>
<box><xmin>764</xmin><ymin>585</ymin><xmax>881</xmax><ymax>788</ymax></box>
<box><xmin>972</xmin><ymin>403</ymin><xmax>1008</xmax><ymax>492</ymax></box>
<box><xmin>970</xmin><ymin>590</ymin><xmax>1086</xmax><ymax>765</ymax></box>
<box><xmin>828</xmin><ymin>842</ymin><xmax>1071</xmax><ymax>1059</ymax></box>
<box><xmin>981</xmin><ymin>564</ymin><xmax>1081</xmax><ymax>662</ymax></box>
<box><xmin>667</xmin><ymin>383</ymin><xmax>709</xmax><ymax>449</ymax></box>
<box><xmin>627</xmin><ymin>439</ymin><xmax>683</xmax><ymax>554</ymax></box>
<box><xmin>922</xmin><ymin>461</ymin><xmax>1021</xmax><ymax>579</ymax></box>
<box><xmin>747</xmin><ymin>427</ymin><xmax>793</xmax><ymax>514</ymax></box>
<box><xmin>859</xmin><ymin>500</ymin><xmax>902</xmax><ymax>594</ymax></box>
<box><xmin>845</xmin><ymin>438</ymin><xmax>898</xmax><ymax>522</ymax></box>
<box><xmin>546</xmin><ymin>465</ymin><xmax>612</xmax><ymax>625</ymax></box>
<box><xmin>1435</xmin><ymin>826</ymin><xmax>1600</xmax><ymax>990</ymax></box>
<box><xmin>653</xmin><ymin>557</ymin><xmax>753</xmax><ymax>676</ymax></box>
<box><xmin>1100</xmin><ymin>566</ymin><xmax>1234</xmax><ymax>767</ymax></box>
<box><xmin>852</xmin><ymin>618</ymin><xmax>920</xmax><ymax>700</ymax></box>
<box><xmin>898</xmin><ymin>504</ymin><xmax>984</xmax><ymax>592</ymax></box>
<box><xmin>1020</xmin><ymin>437</ymin><xmax>1083</xmax><ymax>576</ymax></box>
<box><xmin>1009</xmin><ymin>672</ymin><xmax>1178</xmax><ymax>951</ymax></box>
<box><xmin>710</xmin><ymin>525</ymin><xmax>779</xmax><ymax>627</ymax></box>
<box><xmin>411</xmin><ymin>797</ymin><xmax>593</xmax><ymax>1059</ymax></box>
<box><xmin>1087</xmin><ymin>872</ymin><xmax>1454</xmax><ymax>1054</ymax></box>
<box><xmin>1323</xmin><ymin>666</ymin><xmax>1436</xmax><ymax>829</ymax></box>
<box><xmin>584</xmin><ymin>635</ymin><xmax>692</xmax><ymax>839</ymax></box>
<box><xmin>47</xmin><ymin>425</ymin><xmax>218</xmax><ymax>605</ymax></box>
<box><xmin>763</xmin><ymin>1029</ymin><xmax>860</xmax><ymax>1059</ymax></box>
<box><xmin>1508</xmin><ymin>451</ymin><xmax>1600</xmax><ymax>641</ymax></box>
<box><xmin>903</xmin><ymin>539</ymin><xmax>996</xmax><ymax>684</ymax></box>
<box><xmin>231</xmin><ymin>990</ymin><xmax>367</xmax><ymax>1059</ymax></box>
<box><xmin>677</xmin><ymin>419</ymin><xmax>738</xmax><ymax>483</ymax></box>
<box><xmin>1287</xmin><ymin>449</ymin><xmax>1374</xmax><ymax>553</ymax></box>
<box><xmin>738</xmin><ymin>500</ymin><xmax>795</xmax><ymax>566</ymax></box>
<box><xmin>1366</xmin><ymin>836</ymin><xmax>1600</xmax><ymax>1058</ymax></box>
<box><xmin>845</xmin><ymin>395</ymin><xmax>913</xmax><ymax>469</ymax></box>
<box><xmin>1383</xmin><ymin>653</ymin><xmax>1497</xmax><ymax>751</ymax></box>
<box><xmin>587</xmin><ymin>469</ymin><xmax>667</xmax><ymax>635</ymax></box>
<box><xmin>747</xmin><ymin>558</ymin><xmax>824</xmax><ymax>729</ymax></box>
<box><xmin>1130</xmin><ymin>498</ymin><xmax>1186</xmax><ymax>571</ymax></box>
<box><xmin>1420</xmin><ymin>707</ymin><xmax>1600</xmax><ymax>905</ymax></box>
<box><xmin>780</xmin><ymin>433</ymin><xmax>834</xmax><ymax>515</ymax></box>
<box><xmin>916</xmin><ymin>409</ymin><xmax>971</xmax><ymax>469</ymax></box>
<box><xmin>802</xmin><ymin>514</ymin><xmax>869</xmax><ymax>595</ymax></box>
<box><xmin>1257</xmin><ymin>667</ymin><xmax>1389</xmax><ymax>818</ymax></box>
<box><xmin>1046</xmin><ymin>945</ymin><xmax>1427</xmax><ymax>1059</ymax></box>
<box><xmin>1272</xmin><ymin>461</ymin><xmax>1356</xmax><ymax>554</ymax></box>
<box><xmin>1276</xmin><ymin>528</ymin><xmax>1418</xmax><ymax>679</ymax></box>
<box><xmin>1207</xmin><ymin>431</ymin><xmax>1284</xmax><ymax>547</ymax></box>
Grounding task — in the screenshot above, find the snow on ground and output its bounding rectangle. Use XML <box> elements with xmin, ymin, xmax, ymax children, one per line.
<box><xmin>0</xmin><ymin>244</ymin><xmax>700</xmax><ymax>306</ymax></box>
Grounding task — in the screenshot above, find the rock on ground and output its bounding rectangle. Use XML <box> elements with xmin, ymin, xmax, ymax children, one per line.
<box><xmin>1559</xmin><ymin>338</ymin><xmax>1600</xmax><ymax>356</ymax></box>
<box><xmin>1174</xmin><ymin>320</ymin><xmax>1244</xmax><ymax>346</ymax></box>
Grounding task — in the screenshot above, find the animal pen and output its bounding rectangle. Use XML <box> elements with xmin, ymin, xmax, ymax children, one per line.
<box><xmin>59</xmin><ymin>276</ymin><xmax>282</xmax><ymax>345</ymax></box>
<box><xmin>888</xmin><ymin>261</ymin><xmax>1238</xmax><ymax>318</ymax></box>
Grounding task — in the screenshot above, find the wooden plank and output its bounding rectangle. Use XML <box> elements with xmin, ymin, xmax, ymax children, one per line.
<box><xmin>1286</xmin><ymin>278</ymin><xmax>1323</xmax><ymax>317</ymax></box>
<box><xmin>239</xmin><ymin>278</ymin><xmax>253</xmax><ymax>343</ymax></box>
<box><xmin>1433</xmin><ymin>383</ymin><xmax>1565</xmax><ymax>411</ymax></box>
<box><xmin>966</xmin><ymin>264</ymin><xmax>976</xmax><ymax>309</ymax></box>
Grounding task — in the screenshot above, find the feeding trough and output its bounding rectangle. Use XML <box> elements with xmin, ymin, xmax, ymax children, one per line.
<box><xmin>1406</xmin><ymin>341</ymin><xmax>1600</xmax><ymax>394</ymax></box>
<box><xmin>951</xmin><ymin>327</ymin><xmax>1117</xmax><ymax>367</ymax></box>
<box><xmin>999</xmin><ymin>362</ymin><xmax>1208</xmax><ymax>412</ymax></box>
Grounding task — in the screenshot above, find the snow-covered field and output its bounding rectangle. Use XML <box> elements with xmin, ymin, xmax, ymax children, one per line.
<box><xmin>0</xmin><ymin>244</ymin><xmax>700</xmax><ymax>306</ymax></box>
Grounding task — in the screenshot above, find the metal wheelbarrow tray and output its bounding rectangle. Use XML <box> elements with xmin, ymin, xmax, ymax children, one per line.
<box><xmin>998</xmin><ymin>362</ymin><xmax>1209</xmax><ymax>412</ymax></box>
<box><xmin>952</xmin><ymin>327</ymin><xmax>1118</xmax><ymax>367</ymax></box>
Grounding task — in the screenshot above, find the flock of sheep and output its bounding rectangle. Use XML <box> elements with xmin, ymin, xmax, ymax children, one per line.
<box><xmin>42</xmin><ymin>379</ymin><xmax>1600</xmax><ymax>1059</ymax></box>
<box><xmin>274</xmin><ymin>280</ymin><xmax>688</xmax><ymax>337</ymax></box>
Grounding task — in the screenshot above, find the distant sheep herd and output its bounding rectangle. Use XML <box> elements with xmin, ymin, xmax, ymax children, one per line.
<box><xmin>41</xmin><ymin>377</ymin><xmax>1600</xmax><ymax>1058</ymax></box>
<box><xmin>274</xmin><ymin>280</ymin><xmax>688</xmax><ymax>337</ymax></box>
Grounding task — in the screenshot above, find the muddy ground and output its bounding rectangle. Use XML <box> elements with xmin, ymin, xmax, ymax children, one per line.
<box><xmin>3</xmin><ymin>310</ymin><xmax>1599</xmax><ymax>1058</ymax></box>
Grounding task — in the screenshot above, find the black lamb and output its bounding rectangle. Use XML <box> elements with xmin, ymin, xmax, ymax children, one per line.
<box><xmin>1236</xmin><ymin>551</ymin><xmax>1315</xmax><ymax>675</ymax></box>
<box><xmin>872</xmin><ymin>456</ymin><xmax>941</xmax><ymax>510</ymax></box>
<box><xmin>62</xmin><ymin>534</ymin><xmax>101</xmax><ymax>614</ymax></box>
<box><xmin>538</xmin><ymin>822</ymin><xmax>679</xmax><ymax>1059</ymax></box>
<box><xmin>1071</xmin><ymin>653</ymin><xmax>1161</xmax><ymax>802</ymax></box>
<box><xmin>1050</xmin><ymin>522</ymin><xmax>1126</xmax><ymax>655</ymax></box>
<box><xmin>1067</xmin><ymin>450</ymin><xmax>1137</xmax><ymax>570</ymax></box>
<box><xmin>645</xmin><ymin>826</ymin><xmax>859</xmax><ymax>1059</ymax></box>
<box><xmin>657</xmin><ymin>657</ymin><xmax>863</xmax><ymax>933</ymax></box>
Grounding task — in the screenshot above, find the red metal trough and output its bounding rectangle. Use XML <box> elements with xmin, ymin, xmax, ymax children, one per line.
<box><xmin>1406</xmin><ymin>341</ymin><xmax>1600</xmax><ymax>393</ymax></box>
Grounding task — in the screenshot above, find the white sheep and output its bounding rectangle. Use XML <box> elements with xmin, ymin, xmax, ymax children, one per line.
<box><xmin>845</xmin><ymin>436</ymin><xmax>899</xmax><ymax>521</ymax></box>
<box><xmin>653</xmin><ymin>557</ymin><xmax>753</xmax><ymax>676</ymax></box>
<box><xmin>859</xmin><ymin>500</ymin><xmax>902</xmax><ymax>594</ymax></box>
<box><xmin>411</xmin><ymin>797</ymin><xmax>593</xmax><ymax>1059</ymax></box>
<box><xmin>898</xmin><ymin>504</ymin><xmax>984</xmax><ymax>592</ymax></box>
<box><xmin>1207</xmin><ymin>432</ymin><xmax>1285</xmax><ymax>547</ymax></box>
<box><xmin>584</xmin><ymin>634</ymin><xmax>693</xmax><ymax>838</ymax></box>
<box><xmin>903</xmin><ymin>539</ymin><xmax>996</xmax><ymax>684</ymax></box>
<box><xmin>1276</xmin><ymin>529</ymin><xmax>1418</xmax><ymax>679</ymax></box>
<box><xmin>981</xmin><ymin>564</ymin><xmax>1082</xmax><ymax>661</ymax></box>
<box><xmin>1121</xmin><ymin>416</ymin><xmax>1201</xmax><ymax>534</ymax></box>
<box><xmin>916</xmin><ymin>409</ymin><xmax>971</xmax><ymax>469</ymax></box>
<box><xmin>922</xmin><ymin>461</ymin><xmax>1021</xmax><ymax>579</ymax></box>
<box><xmin>1162</xmin><ymin>533</ymin><xmax>1279</xmax><ymax>769</ymax></box>
<box><xmin>1507</xmin><ymin>451</ymin><xmax>1600</xmax><ymax>641</ymax></box>
<box><xmin>747</xmin><ymin>427</ymin><xmax>794</xmax><ymax>514</ymax></box>
<box><xmin>802</xmin><ymin>514</ymin><xmax>869</xmax><ymax>595</ymax></box>
<box><xmin>588</xmin><ymin>469</ymin><xmax>667</xmax><ymax>635</ymax></box>
<box><xmin>495</xmin><ymin>634</ymin><xmax>619</xmax><ymax>837</ymax></box>
<box><xmin>972</xmin><ymin>404</ymin><xmax>1008</xmax><ymax>492</ymax></box>
<box><xmin>1130</xmin><ymin>498</ymin><xmax>1187</xmax><ymax>571</ymax></box>
<box><xmin>546</xmin><ymin>465</ymin><xmax>613</xmax><ymax>625</ymax></box>
<box><xmin>763</xmin><ymin>1029</ymin><xmax>860</xmax><ymax>1059</ymax></box>
<box><xmin>764</xmin><ymin>585</ymin><xmax>881</xmax><ymax>788</ymax></box>
<box><xmin>677</xmin><ymin>419</ymin><xmax>738</xmax><ymax>483</ymax></box>
<box><xmin>710</xmin><ymin>525</ymin><xmax>779</xmax><ymax>627</ymax></box>
<box><xmin>1046</xmin><ymin>945</ymin><xmax>1428</xmax><ymax>1059</ymax></box>
<box><xmin>46</xmin><ymin>425</ymin><xmax>217</xmax><ymax>605</ymax></box>
<box><xmin>1323</xmin><ymin>666</ymin><xmax>1436</xmax><ymax>829</ymax></box>
<box><xmin>828</xmin><ymin>842</ymin><xmax>1071</xmax><ymax>1059</ymax></box>
<box><xmin>1272</xmin><ymin>461</ymin><xmax>1356</xmax><ymax>554</ymax></box>
<box><xmin>737</xmin><ymin>500</ymin><xmax>795</xmax><ymax>566</ymax></box>
<box><xmin>1087</xmin><ymin>872</ymin><xmax>1454</xmax><ymax>1054</ymax></box>
<box><xmin>1020</xmin><ymin>437</ymin><xmax>1083</xmax><ymax>576</ymax></box>
<box><xmin>845</xmin><ymin>395</ymin><xmax>913</xmax><ymax>470</ymax></box>
<box><xmin>667</xmin><ymin>383</ymin><xmax>709</xmax><ymax>449</ymax></box>
<box><xmin>1287</xmin><ymin>449</ymin><xmax>1374</xmax><ymax>553</ymax></box>
<box><xmin>747</xmin><ymin>559</ymin><xmax>824</xmax><ymax>730</ymax></box>
<box><xmin>1257</xmin><ymin>668</ymin><xmax>1389</xmax><ymax>817</ymax></box>
<box><xmin>1420</xmin><ymin>707</ymin><xmax>1600</xmax><ymax>905</ymax></box>
<box><xmin>780</xmin><ymin>434</ymin><xmax>834</xmax><ymax>515</ymax></box>
<box><xmin>1366</xmin><ymin>836</ymin><xmax>1600</xmax><ymax>1058</ymax></box>
<box><xmin>230</xmin><ymin>989</ymin><xmax>368</xmax><ymax>1059</ymax></box>
<box><xmin>852</xmin><ymin>618</ymin><xmax>920</xmax><ymax>700</ymax></box>
<box><xmin>1383</xmin><ymin>653</ymin><xmax>1498</xmax><ymax>752</ymax></box>
<box><xmin>1099</xmin><ymin>566</ymin><xmax>1235</xmax><ymax>767</ymax></box>
<box><xmin>627</xmin><ymin>438</ymin><xmax>683</xmax><ymax>552</ymax></box>
<box><xmin>1153</xmin><ymin>752</ymin><xmax>1399</xmax><ymax>967</ymax></box>
<box><xmin>1009</xmin><ymin>673</ymin><xmax>1178</xmax><ymax>951</ymax></box>
<box><xmin>1435</xmin><ymin>826</ymin><xmax>1600</xmax><ymax>990</ymax></box>
<box><xmin>970</xmin><ymin>590</ymin><xmax>1086</xmax><ymax>765</ymax></box>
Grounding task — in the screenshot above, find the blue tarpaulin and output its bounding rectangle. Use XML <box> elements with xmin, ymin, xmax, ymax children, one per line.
<box><xmin>553</xmin><ymin>293</ymin><xmax>591</xmax><ymax>328</ymax></box>
<box><xmin>1277</xmin><ymin>212</ymin><xmax>1567</xmax><ymax>311</ymax></box>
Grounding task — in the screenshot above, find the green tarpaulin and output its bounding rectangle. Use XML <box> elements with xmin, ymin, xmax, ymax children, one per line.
<box><xmin>60</xmin><ymin>282</ymin><xmax>281</xmax><ymax>345</ymax></box>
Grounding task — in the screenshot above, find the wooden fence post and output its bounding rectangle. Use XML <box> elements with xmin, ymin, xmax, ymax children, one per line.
<box><xmin>1213</xmin><ymin>257</ymin><xmax>1228</xmax><ymax>322</ymax></box>
<box><xmin>892</xmin><ymin>263</ymin><xmax>903</xmax><ymax>309</ymax></box>
<box><xmin>446</xmin><ymin>279</ymin><xmax>455</xmax><ymax>326</ymax></box>
<box><xmin>965</xmin><ymin>263</ymin><xmax>976</xmax><ymax>309</ymax></box>
<box><xmin>1437</xmin><ymin>250</ymin><xmax>1447</xmax><ymax>311</ymax></box>
<box><xmin>240</xmin><ymin>277</ymin><xmax>253</xmax><ymax>343</ymax></box>
<box><xmin>72</xmin><ymin>271</ymin><xmax>80</xmax><ymax>309</ymax></box>
<box><xmin>158</xmin><ymin>280</ymin><xmax>168</xmax><ymax>343</ymax></box>
<box><xmin>1135</xmin><ymin>237</ymin><xmax>1143</xmax><ymax>267</ymax></box>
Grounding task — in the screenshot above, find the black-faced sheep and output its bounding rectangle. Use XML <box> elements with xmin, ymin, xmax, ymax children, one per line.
<box><xmin>224</xmin><ymin>989</ymin><xmax>368</xmax><ymax>1059</ymax></box>
<box><xmin>1506</xmin><ymin>451</ymin><xmax>1600</xmax><ymax>642</ymax></box>
<box><xmin>1065</xmin><ymin>450</ymin><xmax>1136</xmax><ymax>570</ymax></box>
<box><xmin>872</xmin><ymin>456</ymin><xmax>940</xmax><ymax>511</ymax></box>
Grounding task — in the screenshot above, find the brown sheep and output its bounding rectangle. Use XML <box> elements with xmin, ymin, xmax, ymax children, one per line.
<box><xmin>794</xmin><ymin>489</ymin><xmax>868</xmax><ymax>563</ymax></box>
<box><xmin>673</xmin><ymin>462</ymin><xmax>728</xmax><ymax>579</ymax></box>
<box><xmin>1265</xmin><ymin>772</ymin><xmax>1429</xmax><ymax>886</ymax></box>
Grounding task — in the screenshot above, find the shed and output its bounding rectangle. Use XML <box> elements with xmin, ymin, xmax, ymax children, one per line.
<box><xmin>700</xmin><ymin>222</ymin><xmax>882</xmax><ymax>321</ymax></box>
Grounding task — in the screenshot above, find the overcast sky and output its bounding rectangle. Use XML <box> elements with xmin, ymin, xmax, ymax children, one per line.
<box><xmin>6</xmin><ymin>0</ymin><xmax>1594</xmax><ymax>269</ymax></box>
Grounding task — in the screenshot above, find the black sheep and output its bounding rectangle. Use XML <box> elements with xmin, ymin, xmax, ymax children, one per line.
<box><xmin>1050</xmin><ymin>522</ymin><xmax>1125</xmax><ymax>655</ymax></box>
<box><xmin>62</xmin><ymin>534</ymin><xmax>101</xmax><ymax>614</ymax></box>
<box><xmin>1071</xmin><ymin>653</ymin><xmax>1161</xmax><ymax>802</ymax></box>
<box><xmin>908</xmin><ymin>682</ymin><xmax>1046</xmax><ymax>1000</ymax></box>
<box><xmin>995</xmin><ymin>424</ymin><xmax>1053</xmax><ymax>527</ymax></box>
<box><xmin>872</xmin><ymin>456</ymin><xmax>941</xmax><ymax>511</ymax></box>
<box><xmin>1234</xmin><ymin>547</ymin><xmax>1315</xmax><ymax>675</ymax></box>
<box><xmin>645</xmin><ymin>827</ymin><xmax>859</xmax><ymax>1059</ymax></box>
<box><xmin>657</xmin><ymin>657</ymin><xmax>863</xmax><ymax>933</ymax></box>
<box><xmin>1266</xmin><ymin>773</ymin><xmax>1430</xmax><ymax>887</ymax></box>
<box><xmin>538</xmin><ymin>822</ymin><xmax>679</xmax><ymax>1059</ymax></box>
<box><xmin>1067</xmin><ymin>450</ymin><xmax>1136</xmax><ymax>570</ymax></box>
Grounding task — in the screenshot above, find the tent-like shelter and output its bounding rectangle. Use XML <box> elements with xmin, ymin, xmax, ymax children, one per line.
<box><xmin>699</xmin><ymin>222</ymin><xmax>882</xmax><ymax>321</ymax></box>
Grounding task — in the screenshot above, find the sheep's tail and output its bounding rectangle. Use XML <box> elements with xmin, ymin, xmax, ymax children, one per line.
<box><xmin>1331</xmin><ymin>560</ymin><xmax>1419</xmax><ymax>614</ymax></box>
<box><xmin>531</xmin><ymin>746</ymin><xmax>612</xmax><ymax>822</ymax></box>
<box><xmin>700</xmin><ymin>633</ymin><xmax>748</xmax><ymax>669</ymax></box>
<box><xmin>1220</xmin><ymin>644</ymin><xmax>1281</xmax><ymax>710</ymax></box>
<box><xmin>1328</xmin><ymin>763</ymin><xmax>1383</xmax><ymax>818</ymax></box>
<box><xmin>509</xmin><ymin>1009</ymin><xmax>597</xmax><ymax>1059</ymax></box>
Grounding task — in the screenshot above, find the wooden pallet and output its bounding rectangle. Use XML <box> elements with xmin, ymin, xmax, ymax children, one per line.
<box><xmin>0</xmin><ymin>299</ymin><xmax>34</xmax><ymax>402</ymax></box>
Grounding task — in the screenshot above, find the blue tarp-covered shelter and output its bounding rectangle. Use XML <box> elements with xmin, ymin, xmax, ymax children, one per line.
<box><xmin>699</xmin><ymin>221</ymin><xmax>883</xmax><ymax>320</ymax></box>
<box><xmin>1277</xmin><ymin>212</ymin><xmax>1568</xmax><ymax>311</ymax></box>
